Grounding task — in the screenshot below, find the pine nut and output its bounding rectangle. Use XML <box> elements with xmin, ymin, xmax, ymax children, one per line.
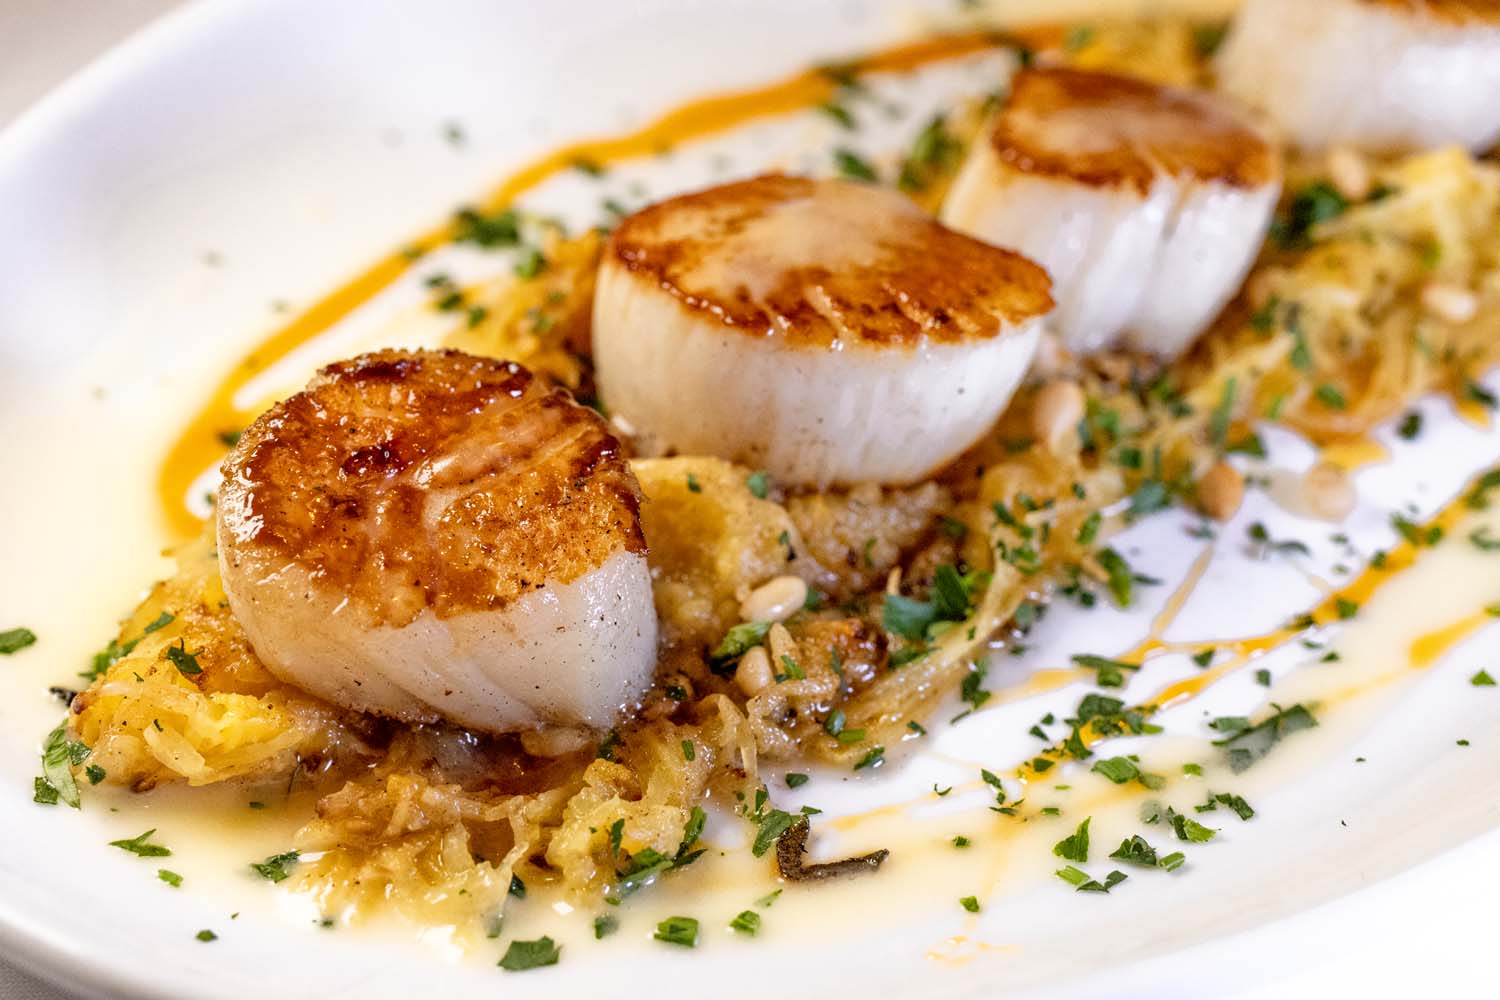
<box><xmin>1302</xmin><ymin>461</ymin><xmax>1356</xmax><ymax>521</ymax></box>
<box><xmin>739</xmin><ymin>575</ymin><xmax>808</xmax><ymax>624</ymax></box>
<box><xmin>735</xmin><ymin>646</ymin><xmax>774</xmax><ymax>697</ymax></box>
<box><xmin>1327</xmin><ymin>146</ymin><xmax>1371</xmax><ymax>202</ymax></box>
<box><xmin>1421</xmin><ymin>281</ymin><xmax>1478</xmax><ymax>325</ymax></box>
<box><xmin>519</xmin><ymin>727</ymin><xmax>592</xmax><ymax>757</ymax></box>
<box><xmin>1199</xmin><ymin>460</ymin><xmax>1244</xmax><ymax>522</ymax></box>
<box><xmin>1031</xmin><ymin>379</ymin><xmax>1086</xmax><ymax>454</ymax></box>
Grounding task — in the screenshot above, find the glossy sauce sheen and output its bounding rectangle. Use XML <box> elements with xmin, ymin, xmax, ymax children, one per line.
<box><xmin>153</xmin><ymin>29</ymin><xmax>1015</xmax><ymax>537</ymax></box>
<box><xmin>607</xmin><ymin>174</ymin><xmax>1052</xmax><ymax>349</ymax></box>
<box><xmin>990</xmin><ymin>67</ymin><xmax>1278</xmax><ymax>192</ymax></box>
<box><xmin>219</xmin><ymin>350</ymin><xmax>644</xmax><ymax>629</ymax></box>
<box><xmin>1366</xmin><ymin>0</ymin><xmax>1500</xmax><ymax>23</ymax></box>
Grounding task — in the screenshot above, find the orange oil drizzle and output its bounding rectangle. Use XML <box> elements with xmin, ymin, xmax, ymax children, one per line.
<box><xmin>153</xmin><ymin>29</ymin><xmax>1018</xmax><ymax>538</ymax></box>
<box><xmin>1410</xmin><ymin>611</ymin><xmax>1493</xmax><ymax>668</ymax></box>
<box><xmin>841</xmin><ymin>477</ymin><xmax>1492</xmax><ymax>831</ymax></box>
<box><xmin>1318</xmin><ymin>435</ymin><xmax>1389</xmax><ymax>471</ymax></box>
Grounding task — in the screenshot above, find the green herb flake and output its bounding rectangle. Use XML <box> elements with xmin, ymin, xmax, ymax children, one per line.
<box><xmin>1052</xmin><ymin>817</ymin><xmax>1091</xmax><ymax>863</ymax></box>
<box><xmin>499</xmin><ymin>936</ymin><xmax>561</xmax><ymax>971</ymax></box>
<box><xmin>745</xmin><ymin>471</ymin><xmax>771</xmax><ymax>499</ymax></box>
<box><xmin>165</xmin><ymin>641</ymin><xmax>203</xmax><ymax>677</ymax></box>
<box><xmin>960</xmin><ymin>896</ymin><xmax>980</xmax><ymax>913</ymax></box>
<box><xmin>833</xmin><ymin>148</ymin><xmax>878</xmax><ymax>183</ymax></box>
<box><xmin>158</xmin><ymin>869</ymin><xmax>183</xmax><ymax>888</ymax></box>
<box><xmin>249</xmin><ymin>850</ymin><xmax>300</xmax><ymax>882</ymax></box>
<box><xmin>0</xmin><ymin>628</ymin><xmax>38</xmax><ymax>654</ymax></box>
<box><xmin>654</xmin><ymin>916</ymin><xmax>699</xmax><ymax>948</ymax></box>
<box><xmin>853</xmin><ymin>745</ymin><xmax>885</xmax><ymax>771</ymax></box>
<box><xmin>111</xmin><ymin>829</ymin><xmax>171</xmax><ymax>858</ymax></box>
<box><xmin>1072</xmin><ymin>654</ymin><xmax>1138</xmax><ymax>689</ymax></box>
<box><xmin>729</xmin><ymin>910</ymin><xmax>762</xmax><ymax>936</ymax></box>
<box><xmin>785</xmin><ymin>772</ymin><xmax>809</xmax><ymax>788</ymax></box>
<box><xmin>709</xmin><ymin>621</ymin><xmax>772</xmax><ymax>672</ymax></box>
<box><xmin>196</xmin><ymin>929</ymin><xmax>217</xmax><ymax>943</ymax></box>
<box><xmin>1471</xmin><ymin>670</ymin><xmax>1497</xmax><ymax>687</ymax></box>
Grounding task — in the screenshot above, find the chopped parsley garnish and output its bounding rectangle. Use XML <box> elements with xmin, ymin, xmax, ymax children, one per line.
<box><xmin>499</xmin><ymin>936</ymin><xmax>561</xmax><ymax>971</ymax></box>
<box><xmin>1055</xmin><ymin>866</ymin><xmax>1127</xmax><ymax>893</ymax></box>
<box><xmin>593</xmin><ymin>915</ymin><xmax>618</xmax><ymax>939</ymax></box>
<box><xmin>1248</xmin><ymin>522</ymin><xmax>1311</xmax><ymax>559</ymax></box>
<box><xmin>1471</xmin><ymin>670</ymin><xmax>1496</xmax><ymax>687</ymax></box>
<box><xmin>745</xmin><ymin>471</ymin><xmax>771</xmax><ymax>499</ymax></box>
<box><xmin>514</xmin><ymin>247</ymin><xmax>547</xmax><ymax>279</ymax></box>
<box><xmin>1072</xmin><ymin>654</ymin><xmax>1138</xmax><ymax>689</ymax></box>
<box><xmin>196</xmin><ymin>929</ymin><xmax>217</xmax><ymax>943</ymax></box>
<box><xmin>960</xmin><ymin>896</ymin><xmax>980</xmax><ymax>913</ymax></box>
<box><xmin>1091</xmin><ymin>756</ymin><xmax>1140</xmax><ymax>784</ymax></box>
<box><xmin>1052</xmin><ymin>817</ymin><xmax>1090</xmax><ymax>863</ymax></box>
<box><xmin>158</xmin><ymin>869</ymin><xmax>183</xmax><ymax>888</ymax></box>
<box><xmin>958</xmin><ymin>659</ymin><xmax>992</xmax><ymax>714</ymax></box>
<box><xmin>953</xmin><ymin>835</ymin><xmax>971</xmax><ymax>848</ymax></box>
<box><xmin>681</xmin><ymin>740</ymin><xmax>695</xmax><ymax>762</ymax></box>
<box><xmin>1392</xmin><ymin>514</ymin><xmax>1443</xmax><ymax>548</ymax></box>
<box><xmin>882</xmin><ymin>594</ymin><xmax>936</xmax><ymax>640</ymax></box>
<box><xmin>654</xmin><ymin>916</ymin><xmax>699</xmax><ymax>948</ymax></box>
<box><xmin>729</xmin><ymin>910</ymin><xmax>761</xmax><ymax>936</ymax></box>
<box><xmin>1171</xmin><ymin>812</ymin><xmax>1217</xmax><ymax>843</ymax></box>
<box><xmin>1270</xmin><ymin>181</ymin><xmax>1349</xmax><ymax>248</ymax></box>
<box><xmin>853</xmin><ymin>746</ymin><xmax>885</xmax><ymax>771</ymax></box>
<box><xmin>785</xmin><ymin>773</ymin><xmax>809</xmax><ymax>788</ymax></box>
<box><xmin>898</xmin><ymin>114</ymin><xmax>963</xmax><ymax>193</ymax></box>
<box><xmin>453</xmin><ymin>206</ymin><xmax>520</xmax><ymax>248</ymax></box>
<box><xmin>165</xmin><ymin>640</ymin><xmax>203</xmax><ymax>677</ymax></box>
<box><xmin>751</xmin><ymin>809</ymin><xmax>798</xmax><ymax>858</ymax></box>
<box><xmin>1469</xmin><ymin>528</ymin><xmax>1500</xmax><ymax>552</ymax></box>
<box><xmin>596</xmin><ymin>729</ymin><xmax>621</xmax><ymax>762</ymax></box>
<box><xmin>1095</xmin><ymin>548</ymin><xmax>1136</xmax><ymax>607</ymax></box>
<box><xmin>611</xmin><ymin>808</ymin><xmax>707</xmax><ymax>899</ymax></box>
<box><xmin>1315</xmin><ymin>384</ymin><xmax>1347</xmax><ymax>410</ymax></box>
<box><xmin>709</xmin><ymin>621</ymin><xmax>772</xmax><ymax>673</ymax></box>
<box><xmin>818</xmin><ymin>102</ymin><xmax>856</xmax><ymax>130</ymax></box>
<box><xmin>37</xmin><ymin>723</ymin><xmax>88</xmax><ymax>809</ymax></box>
<box><xmin>0</xmin><ymin>627</ymin><xmax>37</xmax><ymax>654</ymax></box>
<box><xmin>110</xmin><ymin>829</ymin><xmax>171</xmax><ymax>858</ymax></box>
<box><xmin>249</xmin><ymin>850</ymin><xmax>300</xmax><ymax>882</ymax></box>
<box><xmin>1108</xmin><ymin>835</ymin><xmax>1162</xmax><ymax>868</ymax></box>
<box><xmin>1397</xmin><ymin>411</ymin><xmax>1424</xmax><ymax>440</ymax></box>
<box><xmin>833</xmin><ymin>148</ymin><xmax>878</xmax><ymax>183</ymax></box>
<box><xmin>1467</xmin><ymin>381</ymin><xmax>1498</xmax><ymax>411</ymax></box>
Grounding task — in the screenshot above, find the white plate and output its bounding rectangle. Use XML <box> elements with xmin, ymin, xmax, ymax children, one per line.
<box><xmin>2</xmin><ymin>1</ymin><xmax>1498</xmax><ymax>997</ymax></box>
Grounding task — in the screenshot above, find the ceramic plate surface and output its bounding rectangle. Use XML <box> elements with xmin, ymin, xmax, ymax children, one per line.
<box><xmin>2</xmin><ymin>2</ymin><xmax>1498</xmax><ymax>997</ymax></box>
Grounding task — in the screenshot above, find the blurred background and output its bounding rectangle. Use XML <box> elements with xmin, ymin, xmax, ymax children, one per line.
<box><xmin>0</xmin><ymin>0</ymin><xmax>177</xmax><ymax>123</ymax></box>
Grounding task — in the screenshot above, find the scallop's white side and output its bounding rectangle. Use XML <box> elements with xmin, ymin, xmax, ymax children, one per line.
<box><xmin>1126</xmin><ymin>177</ymin><xmax>1279</xmax><ymax>357</ymax></box>
<box><xmin>942</xmin><ymin>146</ymin><xmax>1278</xmax><ymax>358</ymax></box>
<box><xmin>942</xmin><ymin>147</ymin><xmax>1171</xmax><ymax>355</ymax></box>
<box><xmin>1216</xmin><ymin>0</ymin><xmax>1500</xmax><ymax>154</ymax></box>
<box><xmin>593</xmin><ymin>260</ymin><xmax>1041</xmax><ymax>486</ymax></box>
<box><xmin>219</xmin><ymin>543</ymin><xmax>658</xmax><ymax>733</ymax></box>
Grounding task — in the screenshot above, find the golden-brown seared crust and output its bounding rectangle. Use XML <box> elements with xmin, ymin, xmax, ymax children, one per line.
<box><xmin>606</xmin><ymin>174</ymin><xmax>1052</xmax><ymax>348</ymax></box>
<box><xmin>218</xmin><ymin>350</ymin><xmax>645</xmax><ymax>627</ymax></box>
<box><xmin>1362</xmin><ymin>0</ymin><xmax>1500</xmax><ymax>23</ymax></box>
<box><xmin>990</xmin><ymin>68</ymin><xmax>1278</xmax><ymax>193</ymax></box>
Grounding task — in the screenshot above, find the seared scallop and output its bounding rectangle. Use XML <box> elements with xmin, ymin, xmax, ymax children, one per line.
<box><xmin>217</xmin><ymin>349</ymin><xmax>657</xmax><ymax>734</ymax></box>
<box><xmin>1217</xmin><ymin>0</ymin><xmax>1500</xmax><ymax>154</ymax></box>
<box><xmin>592</xmin><ymin>175</ymin><xmax>1052</xmax><ymax>487</ymax></box>
<box><xmin>941</xmin><ymin>67</ymin><xmax>1281</xmax><ymax>359</ymax></box>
